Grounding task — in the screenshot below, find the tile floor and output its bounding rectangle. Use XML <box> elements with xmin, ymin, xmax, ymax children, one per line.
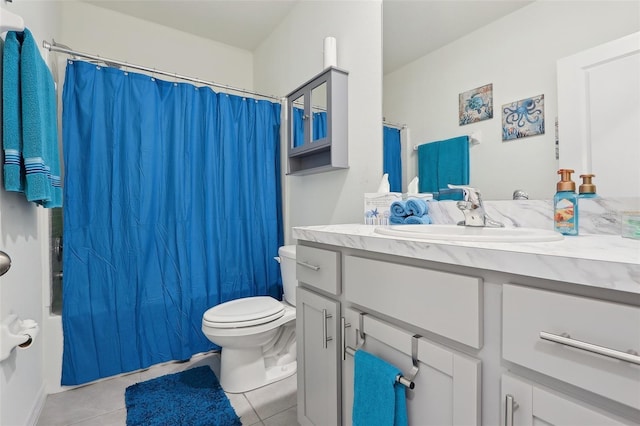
<box><xmin>36</xmin><ymin>352</ymin><xmax>298</xmax><ymax>426</ymax></box>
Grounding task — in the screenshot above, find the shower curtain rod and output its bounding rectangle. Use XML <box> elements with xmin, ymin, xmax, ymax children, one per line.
<box><xmin>42</xmin><ymin>40</ymin><xmax>283</xmax><ymax>102</ymax></box>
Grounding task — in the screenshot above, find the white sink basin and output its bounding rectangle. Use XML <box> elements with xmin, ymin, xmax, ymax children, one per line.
<box><xmin>374</xmin><ymin>224</ymin><xmax>564</xmax><ymax>242</ymax></box>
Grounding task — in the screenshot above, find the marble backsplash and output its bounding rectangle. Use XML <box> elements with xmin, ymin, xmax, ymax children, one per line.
<box><xmin>425</xmin><ymin>197</ymin><xmax>639</xmax><ymax>235</ymax></box>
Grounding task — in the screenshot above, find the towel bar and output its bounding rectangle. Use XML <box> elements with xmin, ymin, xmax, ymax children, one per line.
<box><xmin>345</xmin><ymin>345</ymin><xmax>416</xmax><ymax>389</ymax></box>
<box><xmin>344</xmin><ymin>312</ymin><xmax>421</xmax><ymax>389</ymax></box>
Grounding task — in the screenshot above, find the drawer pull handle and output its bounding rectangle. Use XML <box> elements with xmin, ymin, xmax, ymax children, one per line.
<box><xmin>297</xmin><ymin>260</ymin><xmax>320</xmax><ymax>271</ymax></box>
<box><xmin>539</xmin><ymin>331</ymin><xmax>640</xmax><ymax>365</ymax></box>
<box><xmin>322</xmin><ymin>309</ymin><xmax>333</xmax><ymax>349</ymax></box>
<box><xmin>504</xmin><ymin>394</ymin><xmax>518</xmax><ymax>426</ymax></box>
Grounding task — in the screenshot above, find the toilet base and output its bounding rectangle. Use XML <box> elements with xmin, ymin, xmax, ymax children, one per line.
<box><xmin>219</xmin><ymin>346</ymin><xmax>297</xmax><ymax>393</ymax></box>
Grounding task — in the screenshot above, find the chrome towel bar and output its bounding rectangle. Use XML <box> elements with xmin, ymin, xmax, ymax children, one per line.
<box><xmin>344</xmin><ymin>312</ymin><xmax>420</xmax><ymax>389</ymax></box>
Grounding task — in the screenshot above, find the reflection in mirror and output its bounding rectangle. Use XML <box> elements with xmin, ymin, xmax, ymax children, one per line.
<box><xmin>382</xmin><ymin>1</ymin><xmax>640</xmax><ymax>199</ymax></box>
<box><xmin>311</xmin><ymin>82</ymin><xmax>327</xmax><ymax>142</ymax></box>
<box><xmin>292</xmin><ymin>94</ymin><xmax>305</xmax><ymax>148</ymax></box>
<box><xmin>383</xmin><ymin>122</ymin><xmax>402</xmax><ymax>192</ymax></box>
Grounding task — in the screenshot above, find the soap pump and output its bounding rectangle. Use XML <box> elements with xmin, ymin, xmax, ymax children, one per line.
<box><xmin>579</xmin><ymin>174</ymin><xmax>598</xmax><ymax>198</ymax></box>
<box><xmin>554</xmin><ymin>169</ymin><xmax>579</xmax><ymax>236</ymax></box>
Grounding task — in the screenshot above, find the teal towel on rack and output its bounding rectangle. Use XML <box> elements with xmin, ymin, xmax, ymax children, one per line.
<box><xmin>418</xmin><ymin>136</ymin><xmax>469</xmax><ymax>193</ymax></box>
<box><xmin>3</xmin><ymin>31</ymin><xmax>24</xmax><ymax>192</ymax></box>
<box><xmin>353</xmin><ymin>349</ymin><xmax>408</xmax><ymax>426</ymax></box>
<box><xmin>13</xmin><ymin>28</ymin><xmax>62</xmax><ymax>207</ymax></box>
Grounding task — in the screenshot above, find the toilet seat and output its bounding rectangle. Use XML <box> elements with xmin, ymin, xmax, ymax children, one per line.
<box><xmin>203</xmin><ymin>296</ymin><xmax>285</xmax><ymax>329</ymax></box>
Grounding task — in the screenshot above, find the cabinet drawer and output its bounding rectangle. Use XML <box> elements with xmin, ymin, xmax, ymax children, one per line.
<box><xmin>296</xmin><ymin>245</ymin><xmax>340</xmax><ymax>295</ymax></box>
<box><xmin>344</xmin><ymin>255</ymin><xmax>483</xmax><ymax>348</ymax></box>
<box><xmin>502</xmin><ymin>284</ymin><xmax>640</xmax><ymax>410</ymax></box>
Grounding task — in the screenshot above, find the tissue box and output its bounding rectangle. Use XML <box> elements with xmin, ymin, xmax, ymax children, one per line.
<box><xmin>364</xmin><ymin>193</ymin><xmax>403</xmax><ymax>225</ymax></box>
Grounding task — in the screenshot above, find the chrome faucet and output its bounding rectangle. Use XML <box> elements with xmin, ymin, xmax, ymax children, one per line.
<box><xmin>448</xmin><ymin>185</ymin><xmax>504</xmax><ymax>228</ymax></box>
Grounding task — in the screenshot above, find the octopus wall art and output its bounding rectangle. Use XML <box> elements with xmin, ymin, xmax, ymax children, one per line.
<box><xmin>502</xmin><ymin>94</ymin><xmax>545</xmax><ymax>141</ymax></box>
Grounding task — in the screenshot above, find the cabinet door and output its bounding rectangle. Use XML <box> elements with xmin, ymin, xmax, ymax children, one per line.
<box><xmin>501</xmin><ymin>373</ymin><xmax>631</xmax><ymax>426</ymax></box>
<box><xmin>342</xmin><ymin>309</ymin><xmax>481</xmax><ymax>426</ymax></box>
<box><xmin>297</xmin><ymin>287</ymin><xmax>342</xmax><ymax>426</ymax></box>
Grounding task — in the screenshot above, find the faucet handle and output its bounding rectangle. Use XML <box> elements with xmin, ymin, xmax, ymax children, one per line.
<box><xmin>447</xmin><ymin>184</ymin><xmax>481</xmax><ymax>206</ymax></box>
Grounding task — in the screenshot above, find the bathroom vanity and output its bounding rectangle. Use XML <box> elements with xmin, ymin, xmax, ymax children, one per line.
<box><xmin>293</xmin><ymin>223</ymin><xmax>640</xmax><ymax>425</ymax></box>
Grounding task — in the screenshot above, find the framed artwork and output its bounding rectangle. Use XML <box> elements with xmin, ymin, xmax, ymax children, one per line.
<box><xmin>459</xmin><ymin>83</ymin><xmax>493</xmax><ymax>125</ymax></box>
<box><xmin>502</xmin><ymin>94</ymin><xmax>545</xmax><ymax>141</ymax></box>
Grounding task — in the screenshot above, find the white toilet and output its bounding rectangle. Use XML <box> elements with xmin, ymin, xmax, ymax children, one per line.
<box><xmin>202</xmin><ymin>245</ymin><xmax>297</xmax><ymax>393</ymax></box>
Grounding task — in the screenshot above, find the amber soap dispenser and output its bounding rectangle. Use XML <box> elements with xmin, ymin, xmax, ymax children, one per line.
<box><xmin>554</xmin><ymin>169</ymin><xmax>578</xmax><ymax>235</ymax></box>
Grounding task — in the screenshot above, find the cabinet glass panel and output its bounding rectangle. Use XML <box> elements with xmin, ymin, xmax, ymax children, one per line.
<box><xmin>292</xmin><ymin>93</ymin><xmax>305</xmax><ymax>148</ymax></box>
<box><xmin>311</xmin><ymin>82</ymin><xmax>327</xmax><ymax>143</ymax></box>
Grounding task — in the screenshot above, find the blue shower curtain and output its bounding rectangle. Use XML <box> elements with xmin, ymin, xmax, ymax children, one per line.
<box><xmin>383</xmin><ymin>126</ymin><xmax>402</xmax><ymax>192</ymax></box>
<box><xmin>61</xmin><ymin>60</ymin><xmax>283</xmax><ymax>385</ymax></box>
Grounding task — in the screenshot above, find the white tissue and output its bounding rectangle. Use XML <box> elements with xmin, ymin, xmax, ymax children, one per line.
<box><xmin>407</xmin><ymin>177</ymin><xmax>419</xmax><ymax>194</ymax></box>
<box><xmin>323</xmin><ymin>36</ymin><xmax>337</xmax><ymax>68</ymax></box>
<box><xmin>376</xmin><ymin>173</ymin><xmax>390</xmax><ymax>193</ymax></box>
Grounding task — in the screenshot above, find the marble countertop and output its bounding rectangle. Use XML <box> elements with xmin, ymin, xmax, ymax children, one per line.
<box><xmin>292</xmin><ymin>223</ymin><xmax>640</xmax><ymax>295</ymax></box>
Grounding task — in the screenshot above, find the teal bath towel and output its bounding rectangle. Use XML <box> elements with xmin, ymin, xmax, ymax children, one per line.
<box><xmin>20</xmin><ymin>28</ymin><xmax>62</xmax><ymax>207</ymax></box>
<box><xmin>353</xmin><ymin>349</ymin><xmax>408</xmax><ymax>426</ymax></box>
<box><xmin>2</xmin><ymin>28</ymin><xmax>62</xmax><ymax>207</ymax></box>
<box><xmin>418</xmin><ymin>136</ymin><xmax>469</xmax><ymax>193</ymax></box>
<box><xmin>3</xmin><ymin>31</ymin><xmax>24</xmax><ymax>192</ymax></box>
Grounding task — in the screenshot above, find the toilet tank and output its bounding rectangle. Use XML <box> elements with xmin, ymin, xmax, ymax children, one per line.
<box><xmin>278</xmin><ymin>245</ymin><xmax>297</xmax><ymax>306</ymax></box>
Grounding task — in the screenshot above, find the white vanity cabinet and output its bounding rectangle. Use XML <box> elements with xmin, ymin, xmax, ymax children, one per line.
<box><xmin>294</xmin><ymin>230</ymin><xmax>640</xmax><ymax>426</ymax></box>
<box><xmin>341</xmin><ymin>308</ymin><xmax>481</xmax><ymax>426</ymax></box>
<box><xmin>296</xmin><ymin>287</ymin><xmax>342</xmax><ymax>426</ymax></box>
<box><xmin>295</xmin><ymin>245</ymin><xmax>343</xmax><ymax>426</ymax></box>
<box><xmin>502</xmin><ymin>284</ymin><xmax>640</xmax><ymax>412</ymax></box>
<box><xmin>501</xmin><ymin>373</ymin><xmax>632</xmax><ymax>426</ymax></box>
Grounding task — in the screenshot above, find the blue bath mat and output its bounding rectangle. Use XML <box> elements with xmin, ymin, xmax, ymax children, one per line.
<box><xmin>125</xmin><ymin>366</ymin><xmax>241</xmax><ymax>426</ymax></box>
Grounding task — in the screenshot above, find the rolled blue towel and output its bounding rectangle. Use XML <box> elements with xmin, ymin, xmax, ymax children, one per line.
<box><xmin>390</xmin><ymin>200</ymin><xmax>408</xmax><ymax>218</ymax></box>
<box><xmin>389</xmin><ymin>215</ymin><xmax>405</xmax><ymax>225</ymax></box>
<box><xmin>405</xmin><ymin>198</ymin><xmax>428</xmax><ymax>217</ymax></box>
<box><xmin>404</xmin><ymin>214</ymin><xmax>432</xmax><ymax>225</ymax></box>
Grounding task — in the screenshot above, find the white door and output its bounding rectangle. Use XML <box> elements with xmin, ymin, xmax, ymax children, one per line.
<box><xmin>342</xmin><ymin>309</ymin><xmax>481</xmax><ymax>426</ymax></box>
<box><xmin>557</xmin><ymin>31</ymin><xmax>640</xmax><ymax>197</ymax></box>
<box><xmin>296</xmin><ymin>286</ymin><xmax>341</xmax><ymax>426</ymax></box>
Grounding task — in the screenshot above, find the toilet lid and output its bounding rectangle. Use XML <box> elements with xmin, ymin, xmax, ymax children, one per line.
<box><xmin>203</xmin><ymin>296</ymin><xmax>285</xmax><ymax>328</ymax></box>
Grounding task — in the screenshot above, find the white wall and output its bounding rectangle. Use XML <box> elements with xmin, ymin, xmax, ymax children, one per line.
<box><xmin>384</xmin><ymin>1</ymin><xmax>640</xmax><ymax>200</ymax></box>
<box><xmin>0</xmin><ymin>2</ymin><xmax>61</xmax><ymax>424</ymax></box>
<box><xmin>254</xmin><ymin>0</ymin><xmax>383</xmax><ymax>243</ymax></box>
<box><xmin>58</xmin><ymin>1</ymin><xmax>254</xmax><ymax>90</ymax></box>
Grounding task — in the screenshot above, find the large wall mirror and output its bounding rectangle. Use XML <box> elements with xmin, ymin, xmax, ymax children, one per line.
<box><xmin>382</xmin><ymin>1</ymin><xmax>640</xmax><ymax>200</ymax></box>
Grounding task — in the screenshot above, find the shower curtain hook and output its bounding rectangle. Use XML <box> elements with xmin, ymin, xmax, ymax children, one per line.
<box><xmin>173</xmin><ymin>72</ymin><xmax>178</xmax><ymax>86</ymax></box>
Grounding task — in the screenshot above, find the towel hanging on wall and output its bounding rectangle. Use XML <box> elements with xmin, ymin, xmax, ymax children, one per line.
<box><xmin>2</xmin><ymin>28</ymin><xmax>62</xmax><ymax>207</ymax></box>
<box><xmin>417</xmin><ymin>135</ymin><xmax>469</xmax><ymax>194</ymax></box>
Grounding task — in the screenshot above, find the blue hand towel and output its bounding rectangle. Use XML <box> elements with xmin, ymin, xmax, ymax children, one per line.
<box><xmin>404</xmin><ymin>214</ymin><xmax>432</xmax><ymax>225</ymax></box>
<box><xmin>19</xmin><ymin>28</ymin><xmax>62</xmax><ymax>207</ymax></box>
<box><xmin>353</xmin><ymin>350</ymin><xmax>408</xmax><ymax>426</ymax></box>
<box><xmin>390</xmin><ymin>200</ymin><xmax>408</xmax><ymax>218</ymax></box>
<box><xmin>3</xmin><ymin>31</ymin><xmax>24</xmax><ymax>192</ymax></box>
<box><xmin>389</xmin><ymin>215</ymin><xmax>405</xmax><ymax>225</ymax></box>
<box><xmin>405</xmin><ymin>198</ymin><xmax>428</xmax><ymax>217</ymax></box>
